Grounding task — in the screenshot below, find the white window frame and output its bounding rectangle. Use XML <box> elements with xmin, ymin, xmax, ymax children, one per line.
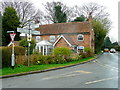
<box><xmin>50</xmin><ymin>36</ymin><xmax>55</xmax><ymax>42</ymax></box>
<box><xmin>36</xmin><ymin>36</ymin><xmax>40</xmax><ymax>42</ymax></box>
<box><xmin>78</xmin><ymin>34</ymin><xmax>84</xmax><ymax>41</ymax></box>
<box><xmin>77</xmin><ymin>46</ymin><xmax>84</xmax><ymax>53</ymax></box>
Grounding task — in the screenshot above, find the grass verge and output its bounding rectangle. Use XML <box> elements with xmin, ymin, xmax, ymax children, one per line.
<box><xmin>1</xmin><ymin>57</ymin><xmax>95</xmax><ymax>76</ymax></box>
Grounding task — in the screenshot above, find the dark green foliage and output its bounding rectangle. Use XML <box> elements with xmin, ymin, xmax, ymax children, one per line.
<box><xmin>54</xmin><ymin>5</ymin><xmax>67</xmax><ymax>23</ymax></box>
<box><xmin>73</xmin><ymin>15</ymin><xmax>86</xmax><ymax>22</ymax></box>
<box><xmin>92</xmin><ymin>19</ymin><xmax>108</xmax><ymax>53</ymax></box>
<box><xmin>103</xmin><ymin>36</ymin><xmax>112</xmax><ymax>49</ymax></box>
<box><xmin>111</xmin><ymin>42</ymin><xmax>118</xmax><ymax>48</ymax></box>
<box><xmin>114</xmin><ymin>45</ymin><xmax>120</xmax><ymax>51</ymax></box>
<box><xmin>19</xmin><ymin>39</ymin><xmax>36</xmax><ymax>54</ymax></box>
<box><xmin>2</xmin><ymin>7</ymin><xmax>20</xmax><ymax>46</ymax></box>
<box><xmin>1</xmin><ymin>46</ymin><xmax>25</xmax><ymax>67</ymax></box>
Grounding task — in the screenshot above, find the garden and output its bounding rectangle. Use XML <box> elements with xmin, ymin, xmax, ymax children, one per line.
<box><xmin>1</xmin><ymin>46</ymin><xmax>95</xmax><ymax>76</ymax></box>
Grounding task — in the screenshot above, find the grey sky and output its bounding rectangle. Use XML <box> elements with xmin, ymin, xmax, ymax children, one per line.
<box><xmin>29</xmin><ymin>0</ymin><xmax>118</xmax><ymax>42</ymax></box>
<box><xmin>3</xmin><ymin>0</ymin><xmax>119</xmax><ymax>42</ymax></box>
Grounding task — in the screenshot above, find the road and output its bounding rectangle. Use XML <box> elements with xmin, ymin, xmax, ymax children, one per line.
<box><xmin>2</xmin><ymin>52</ymin><xmax>119</xmax><ymax>88</ymax></box>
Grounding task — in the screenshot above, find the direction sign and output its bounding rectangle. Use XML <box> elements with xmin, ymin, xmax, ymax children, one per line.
<box><xmin>17</xmin><ymin>28</ymin><xmax>40</xmax><ymax>35</ymax></box>
<box><xmin>10</xmin><ymin>33</ymin><xmax>16</xmax><ymax>41</ymax></box>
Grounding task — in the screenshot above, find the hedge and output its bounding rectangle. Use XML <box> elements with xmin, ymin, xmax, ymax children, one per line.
<box><xmin>1</xmin><ymin>46</ymin><xmax>25</xmax><ymax>67</ymax></box>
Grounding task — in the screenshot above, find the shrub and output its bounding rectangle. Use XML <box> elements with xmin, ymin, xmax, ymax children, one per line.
<box><xmin>53</xmin><ymin>47</ymin><xmax>72</xmax><ymax>61</ymax></box>
<box><xmin>19</xmin><ymin>39</ymin><xmax>36</xmax><ymax>54</ymax></box>
<box><xmin>114</xmin><ymin>45</ymin><xmax>120</xmax><ymax>51</ymax></box>
<box><xmin>1</xmin><ymin>46</ymin><xmax>25</xmax><ymax>67</ymax></box>
<box><xmin>84</xmin><ymin>47</ymin><xmax>92</xmax><ymax>53</ymax></box>
<box><xmin>84</xmin><ymin>47</ymin><xmax>94</xmax><ymax>57</ymax></box>
<box><xmin>14</xmin><ymin>46</ymin><xmax>25</xmax><ymax>55</ymax></box>
<box><xmin>80</xmin><ymin>52</ymin><xmax>88</xmax><ymax>58</ymax></box>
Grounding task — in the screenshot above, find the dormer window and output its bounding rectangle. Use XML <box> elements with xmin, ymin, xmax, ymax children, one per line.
<box><xmin>50</xmin><ymin>36</ymin><xmax>55</xmax><ymax>42</ymax></box>
<box><xmin>78</xmin><ymin>34</ymin><xmax>84</xmax><ymax>41</ymax></box>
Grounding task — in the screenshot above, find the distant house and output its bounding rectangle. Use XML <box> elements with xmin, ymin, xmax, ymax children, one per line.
<box><xmin>33</xmin><ymin>14</ymin><xmax>94</xmax><ymax>55</ymax></box>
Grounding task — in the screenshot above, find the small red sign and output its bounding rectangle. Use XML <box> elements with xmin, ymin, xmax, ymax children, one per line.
<box><xmin>10</xmin><ymin>33</ymin><xmax>16</xmax><ymax>41</ymax></box>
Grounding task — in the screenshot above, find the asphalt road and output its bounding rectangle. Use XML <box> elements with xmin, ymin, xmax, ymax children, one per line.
<box><xmin>2</xmin><ymin>52</ymin><xmax>119</xmax><ymax>88</ymax></box>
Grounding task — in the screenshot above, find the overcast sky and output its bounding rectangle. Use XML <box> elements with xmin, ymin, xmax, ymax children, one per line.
<box><xmin>29</xmin><ymin>0</ymin><xmax>118</xmax><ymax>42</ymax></box>
<box><xmin>3</xmin><ymin>0</ymin><xmax>119</xmax><ymax>42</ymax></box>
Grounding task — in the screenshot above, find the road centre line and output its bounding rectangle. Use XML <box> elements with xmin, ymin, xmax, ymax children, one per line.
<box><xmin>85</xmin><ymin>76</ymin><xmax>119</xmax><ymax>85</ymax></box>
<box><xmin>42</xmin><ymin>70</ymin><xmax>92</xmax><ymax>80</ymax></box>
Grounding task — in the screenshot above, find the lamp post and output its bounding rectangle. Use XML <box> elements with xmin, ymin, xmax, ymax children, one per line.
<box><xmin>7</xmin><ymin>31</ymin><xmax>16</xmax><ymax>69</ymax></box>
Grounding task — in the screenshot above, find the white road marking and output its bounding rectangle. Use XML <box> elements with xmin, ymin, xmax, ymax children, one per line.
<box><xmin>93</xmin><ymin>59</ymin><xmax>119</xmax><ymax>72</ymax></box>
<box><xmin>85</xmin><ymin>76</ymin><xmax>119</xmax><ymax>85</ymax></box>
<box><xmin>42</xmin><ymin>70</ymin><xmax>92</xmax><ymax>80</ymax></box>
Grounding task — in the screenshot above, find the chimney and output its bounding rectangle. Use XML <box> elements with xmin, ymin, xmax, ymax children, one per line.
<box><xmin>88</xmin><ymin>12</ymin><xmax>92</xmax><ymax>22</ymax></box>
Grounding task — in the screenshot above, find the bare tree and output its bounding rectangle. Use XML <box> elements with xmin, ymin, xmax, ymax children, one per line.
<box><xmin>1</xmin><ymin>1</ymin><xmax>43</xmax><ymax>27</ymax></box>
<box><xmin>42</xmin><ymin>1</ymin><xmax>75</xmax><ymax>23</ymax></box>
<box><xmin>72</xmin><ymin>2</ymin><xmax>109</xmax><ymax>20</ymax></box>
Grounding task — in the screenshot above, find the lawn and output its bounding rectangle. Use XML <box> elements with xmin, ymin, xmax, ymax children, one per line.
<box><xmin>1</xmin><ymin>57</ymin><xmax>95</xmax><ymax>76</ymax></box>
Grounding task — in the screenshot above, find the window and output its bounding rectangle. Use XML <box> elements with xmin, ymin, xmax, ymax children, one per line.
<box><xmin>50</xmin><ymin>36</ymin><xmax>55</xmax><ymax>42</ymax></box>
<box><xmin>77</xmin><ymin>46</ymin><xmax>84</xmax><ymax>53</ymax></box>
<box><xmin>48</xmin><ymin>46</ymin><xmax>53</xmax><ymax>54</ymax></box>
<box><xmin>78</xmin><ymin>34</ymin><xmax>84</xmax><ymax>41</ymax></box>
<box><xmin>36</xmin><ymin>36</ymin><xmax>40</xmax><ymax>42</ymax></box>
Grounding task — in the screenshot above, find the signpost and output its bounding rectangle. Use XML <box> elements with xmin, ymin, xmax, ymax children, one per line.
<box><xmin>17</xmin><ymin>23</ymin><xmax>40</xmax><ymax>67</ymax></box>
<box><xmin>7</xmin><ymin>31</ymin><xmax>16</xmax><ymax>69</ymax></box>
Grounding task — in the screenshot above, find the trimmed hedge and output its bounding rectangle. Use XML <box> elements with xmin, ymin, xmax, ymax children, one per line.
<box><xmin>1</xmin><ymin>46</ymin><xmax>25</xmax><ymax>67</ymax></box>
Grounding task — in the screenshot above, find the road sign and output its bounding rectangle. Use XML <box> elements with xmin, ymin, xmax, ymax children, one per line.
<box><xmin>10</xmin><ymin>33</ymin><xmax>16</xmax><ymax>41</ymax></box>
<box><xmin>17</xmin><ymin>28</ymin><xmax>40</xmax><ymax>35</ymax></box>
<box><xmin>27</xmin><ymin>35</ymin><xmax>31</xmax><ymax>41</ymax></box>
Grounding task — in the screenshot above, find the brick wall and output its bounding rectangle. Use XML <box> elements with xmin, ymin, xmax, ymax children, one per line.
<box><xmin>54</xmin><ymin>38</ymin><xmax>71</xmax><ymax>49</ymax></box>
<box><xmin>33</xmin><ymin>33</ymin><xmax>94</xmax><ymax>53</ymax></box>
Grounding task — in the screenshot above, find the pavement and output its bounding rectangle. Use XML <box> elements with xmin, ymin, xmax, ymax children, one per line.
<box><xmin>0</xmin><ymin>53</ymin><xmax>103</xmax><ymax>79</ymax></box>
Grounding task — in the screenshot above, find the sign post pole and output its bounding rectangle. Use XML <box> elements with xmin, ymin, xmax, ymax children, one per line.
<box><xmin>9</xmin><ymin>32</ymin><xmax>16</xmax><ymax>69</ymax></box>
<box><xmin>17</xmin><ymin>23</ymin><xmax>40</xmax><ymax>67</ymax></box>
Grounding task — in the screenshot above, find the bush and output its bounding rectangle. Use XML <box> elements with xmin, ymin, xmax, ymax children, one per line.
<box><xmin>84</xmin><ymin>47</ymin><xmax>92</xmax><ymax>53</ymax></box>
<box><xmin>14</xmin><ymin>46</ymin><xmax>25</xmax><ymax>55</ymax></box>
<box><xmin>53</xmin><ymin>47</ymin><xmax>72</xmax><ymax>61</ymax></box>
<box><xmin>84</xmin><ymin>47</ymin><xmax>94</xmax><ymax>57</ymax></box>
<box><xmin>114</xmin><ymin>45</ymin><xmax>120</xmax><ymax>51</ymax></box>
<box><xmin>1</xmin><ymin>46</ymin><xmax>25</xmax><ymax>67</ymax></box>
<box><xmin>19</xmin><ymin>39</ymin><xmax>36</xmax><ymax>55</ymax></box>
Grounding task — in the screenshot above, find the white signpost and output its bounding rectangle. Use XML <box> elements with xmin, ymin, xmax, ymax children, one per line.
<box><xmin>17</xmin><ymin>28</ymin><xmax>40</xmax><ymax>35</ymax></box>
<box><xmin>7</xmin><ymin>31</ymin><xmax>16</xmax><ymax>69</ymax></box>
<box><xmin>10</xmin><ymin>33</ymin><xmax>16</xmax><ymax>69</ymax></box>
<box><xmin>17</xmin><ymin>23</ymin><xmax>40</xmax><ymax>67</ymax></box>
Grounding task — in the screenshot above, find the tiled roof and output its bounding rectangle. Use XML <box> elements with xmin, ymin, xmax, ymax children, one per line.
<box><xmin>36</xmin><ymin>22</ymin><xmax>92</xmax><ymax>35</ymax></box>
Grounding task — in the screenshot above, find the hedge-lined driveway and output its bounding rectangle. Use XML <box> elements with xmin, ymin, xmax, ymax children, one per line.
<box><xmin>2</xmin><ymin>52</ymin><xmax>119</xmax><ymax>88</ymax></box>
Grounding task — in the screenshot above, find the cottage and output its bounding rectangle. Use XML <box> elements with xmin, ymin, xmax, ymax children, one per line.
<box><xmin>33</xmin><ymin>14</ymin><xmax>94</xmax><ymax>54</ymax></box>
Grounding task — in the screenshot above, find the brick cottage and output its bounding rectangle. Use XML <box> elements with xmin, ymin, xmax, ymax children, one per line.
<box><xmin>33</xmin><ymin>14</ymin><xmax>94</xmax><ymax>55</ymax></box>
